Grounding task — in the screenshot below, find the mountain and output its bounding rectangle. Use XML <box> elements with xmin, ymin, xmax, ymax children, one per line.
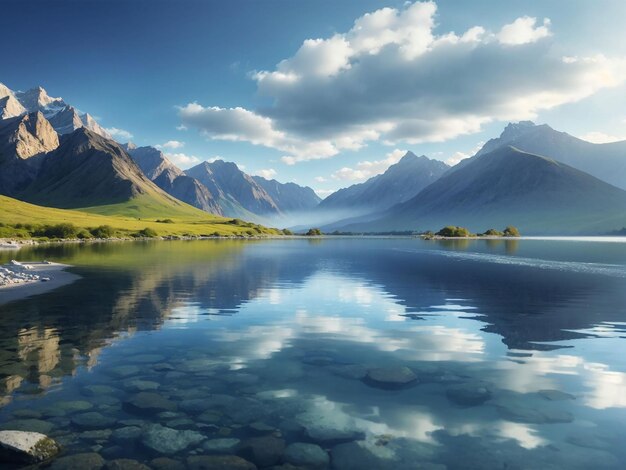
<box><xmin>186</xmin><ymin>160</ymin><xmax>280</xmax><ymax>218</ymax></box>
<box><xmin>14</xmin><ymin>86</ymin><xmax>66</xmax><ymax>116</ymax></box>
<box><xmin>320</xmin><ymin>152</ymin><xmax>450</xmax><ymax>214</ymax></box>
<box><xmin>127</xmin><ymin>145</ymin><xmax>222</xmax><ymax>215</ymax></box>
<box><xmin>476</xmin><ymin>121</ymin><xmax>626</xmax><ymax>189</ymax></box>
<box><xmin>46</xmin><ymin>105</ymin><xmax>112</xmax><ymax>139</ymax></box>
<box><xmin>252</xmin><ymin>176</ymin><xmax>321</xmax><ymax>213</ymax></box>
<box><xmin>0</xmin><ymin>111</ymin><xmax>59</xmax><ymax>196</ymax></box>
<box><xmin>342</xmin><ymin>146</ymin><xmax>626</xmax><ymax>235</ymax></box>
<box><xmin>20</xmin><ymin>128</ymin><xmax>204</xmax><ymax>217</ymax></box>
<box><xmin>0</xmin><ymin>83</ymin><xmax>27</xmax><ymax>119</ymax></box>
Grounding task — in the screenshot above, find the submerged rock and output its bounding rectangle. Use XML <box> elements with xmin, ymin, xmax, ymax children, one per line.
<box><xmin>187</xmin><ymin>455</ymin><xmax>257</xmax><ymax>470</ymax></box>
<box><xmin>0</xmin><ymin>419</ymin><xmax>54</xmax><ymax>434</ymax></box>
<box><xmin>57</xmin><ymin>400</ymin><xmax>94</xmax><ymax>413</ymax></box>
<box><xmin>50</xmin><ymin>452</ymin><xmax>105</xmax><ymax>470</ymax></box>
<box><xmin>141</xmin><ymin>424</ymin><xmax>205</xmax><ymax>455</ymax></box>
<box><xmin>71</xmin><ymin>412</ymin><xmax>117</xmax><ymax>429</ymax></box>
<box><xmin>150</xmin><ymin>457</ymin><xmax>186</xmax><ymax>470</ymax></box>
<box><xmin>106</xmin><ymin>458</ymin><xmax>152</xmax><ymax>470</ymax></box>
<box><xmin>82</xmin><ymin>384</ymin><xmax>119</xmax><ymax>396</ymax></box>
<box><xmin>123</xmin><ymin>379</ymin><xmax>160</xmax><ymax>392</ymax></box>
<box><xmin>328</xmin><ymin>364</ymin><xmax>368</xmax><ymax>380</ymax></box>
<box><xmin>296</xmin><ymin>410</ymin><xmax>363</xmax><ymax>445</ymax></box>
<box><xmin>124</xmin><ymin>392</ymin><xmax>177</xmax><ymax>415</ymax></box>
<box><xmin>238</xmin><ymin>435</ymin><xmax>285</xmax><ymax>467</ymax></box>
<box><xmin>0</xmin><ymin>430</ymin><xmax>60</xmax><ymax>464</ymax></box>
<box><xmin>445</xmin><ymin>382</ymin><xmax>492</xmax><ymax>407</ymax></box>
<box><xmin>283</xmin><ymin>442</ymin><xmax>329</xmax><ymax>469</ymax></box>
<box><xmin>202</xmin><ymin>438</ymin><xmax>241</xmax><ymax>454</ymax></box>
<box><xmin>363</xmin><ymin>366</ymin><xmax>418</xmax><ymax>389</ymax></box>
<box><xmin>112</xmin><ymin>426</ymin><xmax>143</xmax><ymax>443</ymax></box>
<box><xmin>108</xmin><ymin>365</ymin><xmax>141</xmax><ymax>378</ymax></box>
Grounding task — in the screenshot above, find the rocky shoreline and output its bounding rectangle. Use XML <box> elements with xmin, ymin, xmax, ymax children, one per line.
<box><xmin>0</xmin><ymin>261</ymin><xmax>80</xmax><ymax>305</ymax></box>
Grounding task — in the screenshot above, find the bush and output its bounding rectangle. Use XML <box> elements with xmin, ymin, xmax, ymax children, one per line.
<box><xmin>90</xmin><ymin>225</ymin><xmax>115</xmax><ymax>238</ymax></box>
<box><xmin>306</xmin><ymin>228</ymin><xmax>322</xmax><ymax>236</ymax></box>
<box><xmin>228</xmin><ymin>218</ymin><xmax>244</xmax><ymax>225</ymax></box>
<box><xmin>76</xmin><ymin>229</ymin><xmax>92</xmax><ymax>239</ymax></box>
<box><xmin>483</xmin><ymin>228</ymin><xmax>503</xmax><ymax>236</ymax></box>
<box><xmin>137</xmin><ymin>227</ymin><xmax>158</xmax><ymax>238</ymax></box>
<box><xmin>39</xmin><ymin>223</ymin><xmax>79</xmax><ymax>239</ymax></box>
<box><xmin>156</xmin><ymin>219</ymin><xmax>175</xmax><ymax>224</ymax></box>
<box><xmin>436</xmin><ymin>226</ymin><xmax>472</xmax><ymax>237</ymax></box>
<box><xmin>282</xmin><ymin>228</ymin><xmax>293</xmax><ymax>235</ymax></box>
<box><xmin>503</xmin><ymin>225</ymin><xmax>521</xmax><ymax>237</ymax></box>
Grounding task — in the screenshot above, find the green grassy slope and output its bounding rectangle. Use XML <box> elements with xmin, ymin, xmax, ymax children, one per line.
<box><xmin>0</xmin><ymin>195</ymin><xmax>281</xmax><ymax>239</ymax></box>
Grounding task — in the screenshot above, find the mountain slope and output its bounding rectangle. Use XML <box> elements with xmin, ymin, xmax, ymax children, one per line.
<box><xmin>0</xmin><ymin>111</ymin><xmax>59</xmax><ymax>196</ymax></box>
<box><xmin>252</xmin><ymin>176</ymin><xmax>321</xmax><ymax>213</ymax></box>
<box><xmin>127</xmin><ymin>145</ymin><xmax>223</xmax><ymax>215</ymax></box>
<box><xmin>186</xmin><ymin>160</ymin><xmax>280</xmax><ymax>217</ymax></box>
<box><xmin>344</xmin><ymin>146</ymin><xmax>626</xmax><ymax>234</ymax></box>
<box><xmin>20</xmin><ymin>128</ymin><xmax>207</xmax><ymax>217</ymax></box>
<box><xmin>320</xmin><ymin>152</ymin><xmax>450</xmax><ymax>213</ymax></box>
<box><xmin>476</xmin><ymin>121</ymin><xmax>626</xmax><ymax>189</ymax></box>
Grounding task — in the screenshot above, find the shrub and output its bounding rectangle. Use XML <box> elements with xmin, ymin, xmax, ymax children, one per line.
<box><xmin>306</xmin><ymin>228</ymin><xmax>322</xmax><ymax>236</ymax></box>
<box><xmin>156</xmin><ymin>219</ymin><xmax>175</xmax><ymax>224</ymax></box>
<box><xmin>436</xmin><ymin>226</ymin><xmax>472</xmax><ymax>237</ymax></box>
<box><xmin>76</xmin><ymin>229</ymin><xmax>92</xmax><ymax>239</ymax></box>
<box><xmin>90</xmin><ymin>225</ymin><xmax>115</xmax><ymax>238</ymax></box>
<box><xmin>282</xmin><ymin>228</ymin><xmax>293</xmax><ymax>235</ymax></box>
<box><xmin>39</xmin><ymin>223</ymin><xmax>79</xmax><ymax>239</ymax></box>
<box><xmin>483</xmin><ymin>228</ymin><xmax>503</xmax><ymax>236</ymax></box>
<box><xmin>137</xmin><ymin>227</ymin><xmax>158</xmax><ymax>238</ymax></box>
<box><xmin>503</xmin><ymin>225</ymin><xmax>521</xmax><ymax>237</ymax></box>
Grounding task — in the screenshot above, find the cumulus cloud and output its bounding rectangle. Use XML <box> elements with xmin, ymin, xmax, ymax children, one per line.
<box><xmin>254</xmin><ymin>168</ymin><xmax>278</xmax><ymax>179</ymax></box>
<box><xmin>105</xmin><ymin>127</ymin><xmax>133</xmax><ymax>141</ymax></box>
<box><xmin>579</xmin><ymin>131</ymin><xmax>626</xmax><ymax>144</ymax></box>
<box><xmin>497</xmin><ymin>16</ymin><xmax>551</xmax><ymax>45</ymax></box>
<box><xmin>331</xmin><ymin>149</ymin><xmax>408</xmax><ymax>181</ymax></box>
<box><xmin>158</xmin><ymin>140</ymin><xmax>185</xmax><ymax>149</ymax></box>
<box><xmin>179</xmin><ymin>1</ymin><xmax>626</xmax><ymax>163</ymax></box>
<box><xmin>165</xmin><ymin>152</ymin><xmax>200</xmax><ymax>168</ymax></box>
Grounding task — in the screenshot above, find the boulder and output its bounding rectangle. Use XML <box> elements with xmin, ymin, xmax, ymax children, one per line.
<box><xmin>0</xmin><ymin>430</ymin><xmax>60</xmax><ymax>463</ymax></box>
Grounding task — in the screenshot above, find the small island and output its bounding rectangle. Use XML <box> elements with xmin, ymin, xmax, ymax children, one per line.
<box><xmin>422</xmin><ymin>225</ymin><xmax>521</xmax><ymax>239</ymax></box>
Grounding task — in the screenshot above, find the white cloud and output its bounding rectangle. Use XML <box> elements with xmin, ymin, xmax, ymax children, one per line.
<box><xmin>176</xmin><ymin>124</ymin><xmax>188</xmax><ymax>131</ymax></box>
<box><xmin>331</xmin><ymin>148</ymin><xmax>407</xmax><ymax>181</ymax></box>
<box><xmin>497</xmin><ymin>16</ymin><xmax>551</xmax><ymax>45</ymax></box>
<box><xmin>579</xmin><ymin>131</ymin><xmax>626</xmax><ymax>144</ymax></box>
<box><xmin>314</xmin><ymin>176</ymin><xmax>328</xmax><ymax>183</ymax></box>
<box><xmin>165</xmin><ymin>152</ymin><xmax>200</xmax><ymax>168</ymax></box>
<box><xmin>254</xmin><ymin>168</ymin><xmax>277</xmax><ymax>179</ymax></box>
<box><xmin>445</xmin><ymin>141</ymin><xmax>484</xmax><ymax>166</ymax></box>
<box><xmin>314</xmin><ymin>188</ymin><xmax>338</xmax><ymax>198</ymax></box>
<box><xmin>179</xmin><ymin>1</ymin><xmax>626</xmax><ymax>163</ymax></box>
<box><xmin>105</xmin><ymin>127</ymin><xmax>133</xmax><ymax>141</ymax></box>
<box><xmin>158</xmin><ymin>140</ymin><xmax>185</xmax><ymax>149</ymax></box>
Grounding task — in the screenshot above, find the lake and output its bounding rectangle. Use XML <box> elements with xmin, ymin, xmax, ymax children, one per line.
<box><xmin>0</xmin><ymin>238</ymin><xmax>625</xmax><ymax>469</ymax></box>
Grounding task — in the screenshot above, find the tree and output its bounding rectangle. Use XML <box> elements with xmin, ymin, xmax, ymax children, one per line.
<box><xmin>503</xmin><ymin>225</ymin><xmax>521</xmax><ymax>237</ymax></box>
<box><xmin>483</xmin><ymin>228</ymin><xmax>503</xmax><ymax>236</ymax></box>
<box><xmin>90</xmin><ymin>225</ymin><xmax>114</xmax><ymax>238</ymax></box>
<box><xmin>306</xmin><ymin>228</ymin><xmax>322</xmax><ymax>236</ymax></box>
<box><xmin>436</xmin><ymin>226</ymin><xmax>472</xmax><ymax>237</ymax></box>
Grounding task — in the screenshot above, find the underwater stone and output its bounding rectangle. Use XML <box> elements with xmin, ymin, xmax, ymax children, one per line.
<box><xmin>446</xmin><ymin>382</ymin><xmax>492</xmax><ymax>406</ymax></box>
<box><xmin>283</xmin><ymin>442</ymin><xmax>329</xmax><ymax>469</ymax></box>
<box><xmin>363</xmin><ymin>366</ymin><xmax>418</xmax><ymax>389</ymax></box>
<box><xmin>237</xmin><ymin>435</ymin><xmax>285</xmax><ymax>467</ymax></box>
<box><xmin>71</xmin><ymin>412</ymin><xmax>117</xmax><ymax>429</ymax></box>
<box><xmin>50</xmin><ymin>452</ymin><xmax>105</xmax><ymax>470</ymax></box>
<box><xmin>187</xmin><ymin>455</ymin><xmax>257</xmax><ymax>470</ymax></box>
<box><xmin>141</xmin><ymin>424</ymin><xmax>205</xmax><ymax>455</ymax></box>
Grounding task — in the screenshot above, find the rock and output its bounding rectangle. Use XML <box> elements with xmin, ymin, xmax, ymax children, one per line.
<box><xmin>80</xmin><ymin>429</ymin><xmax>113</xmax><ymax>441</ymax></box>
<box><xmin>11</xmin><ymin>409</ymin><xmax>43</xmax><ymax>419</ymax></box>
<box><xmin>330</xmin><ymin>441</ymin><xmax>383</xmax><ymax>470</ymax></box>
<box><xmin>538</xmin><ymin>389</ymin><xmax>576</xmax><ymax>401</ymax></box>
<box><xmin>363</xmin><ymin>366</ymin><xmax>418</xmax><ymax>389</ymax></box>
<box><xmin>123</xmin><ymin>379</ymin><xmax>160</xmax><ymax>392</ymax></box>
<box><xmin>108</xmin><ymin>365</ymin><xmax>141</xmax><ymax>378</ymax></box>
<box><xmin>112</xmin><ymin>426</ymin><xmax>143</xmax><ymax>443</ymax></box>
<box><xmin>198</xmin><ymin>410</ymin><xmax>222</xmax><ymax>424</ymax></box>
<box><xmin>179</xmin><ymin>394</ymin><xmax>236</xmax><ymax>413</ymax></box>
<box><xmin>248</xmin><ymin>421</ymin><xmax>275</xmax><ymax>434</ymax></box>
<box><xmin>497</xmin><ymin>404</ymin><xmax>574</xmax><ymax>424</ymax></box>
<box><xmin>150</xmin><ymin>457</ymin><xmax>186</xmax><ymax>470</ymax></box>
<box><xmin>296</xmin><ymin>410</ymin><xmax>364</xmax><ymax>445</ymax></box>
<box><xmin>0</xmin><ymin>419</ymin><xmax>54</xmax><ymax>434</ymax></box>
<box><xmin>0</xmin><ymin>430</ymin><xmax>60</xmax><ymax>463</ymax></box>
<box><xmin>202</xmin><ymin>438</ymin><xmax>241</xmax><ymax>454</ymax></box>
<box><xmin>141</xmin><ymin>424</ymin><xmax>205</xmax><ymax>455</ymax></box>
<box><xmin>124</xmin><ymin>392</ymin><xmax>177</xmax><ymax>415</ymax></box>
<box><xmin>57</xmin><ymin>400</ymin><xmax>94</xmax><ymax>413</ymax></box>
<box><xmin>71</xmin><ymin>412</ymin><xmax>117</xmax><ymax>429</ymax></box>
<box><xmin>83</xmin><ymin>385</ymin><xmax>119</xmax><ymax>396</ymax></box>
<box><xmin>50</xmin><ymin>452</ymin><xmax>105</xmax><ymax>470</ymax></box>
<box><xmin>446</xmin><ymin>382</ymin><xmax>492</xmax><ymax>406</ymax></box>
<box><xmin>166</xmin><ymin>418</ymin><xmax>196</xmax><ymax>429</ymax></box>
<box><xmin>186</xmin><ymin>455</ymin><xmax>257</xmax><ymax>470</ymax></box>
<box><xmin>283</xmin><ymin>442</ymin><xmax>329</xmax><ymax>469</ymax></box>
<box><xmin>106</xmin><ymin>458</ymin><xmax>151</xmax><ymax>470</ymax></box>
<box><xmin>238</xmin><ymin>436</ymin><xmax>285</xmax><ymax>467</ymax></box>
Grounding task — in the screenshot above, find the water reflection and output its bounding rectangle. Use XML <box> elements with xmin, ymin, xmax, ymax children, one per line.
<box><xmin>0</xmin><ymin>239</ymin><xmax>624</xmax><ymax>468</ymax></box>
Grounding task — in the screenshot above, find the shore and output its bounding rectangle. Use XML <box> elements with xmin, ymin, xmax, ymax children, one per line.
<box><xmin>0</xmin><ymin>261</ymin><xmax>80</xmax><ymax>305</ymax></box>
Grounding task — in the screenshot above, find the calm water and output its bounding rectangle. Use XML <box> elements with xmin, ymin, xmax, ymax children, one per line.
<box><xmin>0</xmin><ymin>238</ymin><xmax>625</xmax><ymax>469</ymax></box>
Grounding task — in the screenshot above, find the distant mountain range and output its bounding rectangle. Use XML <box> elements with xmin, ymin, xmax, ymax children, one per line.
<box><xmin>1</xmin><ymin>81</ymin><xmax>626</xmax><ymax>235</ymax></box>
<box><xmin>340</xmin><ymin>146</ymin><xmax>626</xmax><ymax>234</ymax></box>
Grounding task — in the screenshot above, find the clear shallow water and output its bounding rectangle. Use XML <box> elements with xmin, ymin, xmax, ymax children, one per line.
<box><xmin>0</xmin><ymin>238</ymin><xmax>625</xmax><ymax>469</ymax></box>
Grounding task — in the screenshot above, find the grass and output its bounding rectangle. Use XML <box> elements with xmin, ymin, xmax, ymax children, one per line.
<box><xmin>0</xmin><ymin>195</ymin><xmax>282</xmax><ymax>239</ymax></box>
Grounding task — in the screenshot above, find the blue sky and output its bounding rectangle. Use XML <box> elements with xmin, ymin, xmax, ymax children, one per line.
<box><xmin>3</xmin><ymin>0</ymin><xmax>626</xmax><ymax>197</ymax></box>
